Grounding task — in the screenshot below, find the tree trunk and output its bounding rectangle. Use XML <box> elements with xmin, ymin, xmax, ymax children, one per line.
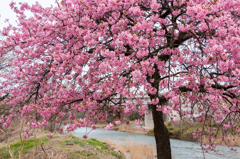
<box><xmin>152</xmin><ymin>104</ymin><xmax>172</xmax><ymax>159</ymax></box>
<box><xmin>147</xmin><ymin>64</ymin><xmax>172</xmax><ymax>159</ymax></box>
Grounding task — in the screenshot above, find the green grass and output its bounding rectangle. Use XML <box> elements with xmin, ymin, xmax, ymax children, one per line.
<box><xmin>0</xmin><ymin>137</ymin><xmax>50</xmax><ymax>159</ymax></box>
<box><xmin>60</xmin><ymin>139</ymin><xmax>85</xmax><ymax>147</ymax></box>
<box><xmin>61</xmin><ymin>136</ymin><xmax>122</xmax><ymax>158</ymax></box>
<box><xmin>0</xmin><ymin>147</ymin><xmax>11</xmax><ymax>159</ymax></box>
<box><xmin>69</xmin><ymin>150</ymin><xmax>98</xmax><ymax>159</ymax></box>
<box><xmin>66</xmin><ymin>135</ymin><xmax>108</xmax><ymax>149</ymax></box>
<box><xmin>73</xmin><ymin>140</ymin><xmax>85</xmax><ymax>147</ymax></box>
<box><xmin>87</xmin><ymin>138</ymin><xmax>108</xmax><ymax>150</ymax></box>
<box><xmin>111</xmin><ymin>151</ymin><xmax>123</xmax><ymax>159</ymax></box>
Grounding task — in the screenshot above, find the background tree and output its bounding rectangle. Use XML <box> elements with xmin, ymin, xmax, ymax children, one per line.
<box><xmin>0</xmin><ymin>33</ymin><xmax>14</xmax><ymax>123</ymax></box>
<box><xmin>1</xmin><ymin>0</ymin><xmax>240</xmax><ymax>158</ymax></box>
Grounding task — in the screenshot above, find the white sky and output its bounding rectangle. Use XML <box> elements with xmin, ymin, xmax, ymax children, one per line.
<box><xmin>0</xmin><ymin>0</ymin><xmax>56</xmax><ymax>29</ymax></box>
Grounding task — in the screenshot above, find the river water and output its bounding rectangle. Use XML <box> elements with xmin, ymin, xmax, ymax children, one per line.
<box><xmin>68</xmin><ymin>127</ymin><xmax>240</xmax><ymax>159</ymax></box>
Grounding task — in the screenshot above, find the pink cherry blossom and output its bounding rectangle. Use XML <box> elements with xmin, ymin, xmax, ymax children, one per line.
<box><xmin>105</xmin><ymin>123</ymin><xmax>114</xmax><ymax>130</ymax></box>
<box><xmin>115</xmin><ymin>120</ymin><xmax>121</xmax><ymax>125</ymax></box>
<box><xmin>47</xmin><ymin>134</ymin><xmax>53</xmax><ymax>139</ymax></box>
<box><xmin>91</xmin><ymin>124</ymin><xmax>97</xmax><ymax>130</ymax></box>
<box><xmin>83</xmin><ymin>135</ymin><xmax>88</xmax><ymax>139</ymax></box>
<box><xmin>151</xmin><ymin>98</ymin><xmax>159</xmax><ymax>105</ymax></box>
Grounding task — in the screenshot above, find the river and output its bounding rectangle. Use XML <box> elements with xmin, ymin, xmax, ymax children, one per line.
<box><xmin>68</xmin><ymin>127</ymin><xmax>240</xmax><ymax>159</ymax></box>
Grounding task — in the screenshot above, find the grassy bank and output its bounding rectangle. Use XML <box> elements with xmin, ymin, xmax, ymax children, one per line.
<box><xmin>147</xmin><ymin>121</ymin><xmax>240</xmax><ymax>146</ymax></box>
<box><xmin>0</xmin><ymin>119</ymin><xmax>157</xmax><ymax>159</ymax></box>
<box><xmin>0</xmin><ymin>134</ymin><xmax>124</xmax><ymax>159</ymax></box>
<box><xmin>98</xmin><ymin>120</ymin><xmax>240</xmax><ymax>147</ymax></box>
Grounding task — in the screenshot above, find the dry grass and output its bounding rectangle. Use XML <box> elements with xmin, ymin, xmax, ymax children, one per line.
<box><xmin>103</xmin><ymin>138</ymin><xmax>156</xmax><ymax>159</ymax></box>
<box><xmin>22</xmin><ymin>149</ymin><xmax>69</xmax><ymax>159</ymax></box>
<box><xmin>0</xmin><ymin>119</ymin><xmax>23</xmax><ymax>144</ymax></box>
<box><xmin>201</xmin><ymin>135</ymin><xmax>240</xmax><ymax>146</ymax></box>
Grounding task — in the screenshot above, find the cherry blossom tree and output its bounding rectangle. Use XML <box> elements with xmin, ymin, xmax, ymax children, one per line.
<box><xmin>1</xmin><ymin>0</ymin><xmax>240</xmax><ymax>158</ymax></box>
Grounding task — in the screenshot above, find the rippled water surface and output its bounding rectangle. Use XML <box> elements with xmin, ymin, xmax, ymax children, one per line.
<box><xmin>68</xmin><ymin>127</ymin><xmax>240</xmax><ymax>159</ymax></box>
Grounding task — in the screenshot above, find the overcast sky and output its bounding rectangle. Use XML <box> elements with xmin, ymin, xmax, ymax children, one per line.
<box><xmin>0</xmin><ymin>0</ymin><xmax>56</xmax><ymax>29</ymax></box>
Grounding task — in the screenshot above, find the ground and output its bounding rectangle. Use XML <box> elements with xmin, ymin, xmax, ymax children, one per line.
<box><xmin>0</xmin><ymin>133</ymin><xmax>124</xmax><ymax>159</ymax></box>
<box><xmin>0</xmin><ymin>120</ymin><xmax>124</xmax><ymax>159</ymax></box>
<box><xmin>1</xmin><ymin>119</ymin><xmax>240</xmax><ymax>159</ymax></box>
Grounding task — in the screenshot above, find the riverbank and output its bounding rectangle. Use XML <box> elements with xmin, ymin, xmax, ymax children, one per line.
<box><xmin>0</xmin><ymin>121</ymin><xmax>125</xmax><ymax>159</ymax></box>
<box><xmin>0</xmin><ymin>134</ymin><xmax>124</xmax><ymax>159</ymax></box>
<box><xmin>97</xmin><ymin>121</ymin><xmax>240</xmax><ymax>147</ymax></box>
<box><xmin>96</xmin><ymin>121</ymin><xmax>191</xmax><ymax>140</ymax></box>
<box><xmin>71</xmin><ymin>125</ymin><xmax>240</xmax><ymax>159</ymax></box>
<box><xmin>0</xmin><ymin>122</ymin><xmax>158</xmax><ymax>159</ymax></box>
<box><xmin>1</xmin><ymin>121</ymin><xmax>240</xmax><ymax>159</ymax></box>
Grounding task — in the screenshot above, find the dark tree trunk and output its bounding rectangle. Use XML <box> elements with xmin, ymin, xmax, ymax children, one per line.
<box><xmin>147</xmin><ymin>64</ymin><xmax>172</xmax><ymax>159</ymax></box>
<box><xmin>152</xmin><ymin>104</ymin><xmax>172</xmax><ymax>159</ymax></box>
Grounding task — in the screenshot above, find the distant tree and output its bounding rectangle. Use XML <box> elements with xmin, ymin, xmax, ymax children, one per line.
<box><xmin>0</xmin><ymin>34</ymin><xmax>14</xmax><ymax>73</ymax></box>
<box><xmin>0</xmin><ymin>34</ymin><xmax>14</xmax><ymax>120</ymax></box>
<box><xmin>1</xmin><ymin>0</ymin><xmax>240</xmax><ymax>158</ymax></box>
